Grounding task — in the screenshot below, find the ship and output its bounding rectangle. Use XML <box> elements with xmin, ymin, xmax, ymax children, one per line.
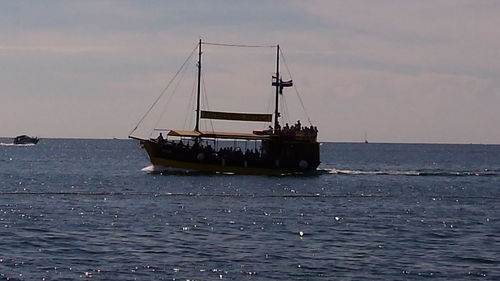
<box><xmin>129</xmin><ymin>40</ymin><xmax>320</xmax><ymax>175</ymax></box>
<box><xmin>13</xmin><ymin>135</ymin><xmax>39</xmax><ymax>144</ymax></box>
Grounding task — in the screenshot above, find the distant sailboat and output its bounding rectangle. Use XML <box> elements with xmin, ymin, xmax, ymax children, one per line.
<box><xmin>364</xmin><ymin>131</ymin><xmax>368</xmax><ymax>144</ymax></box>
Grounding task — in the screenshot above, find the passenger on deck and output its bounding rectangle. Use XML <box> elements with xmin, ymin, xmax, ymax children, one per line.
<box><xmin>206</xmin><ymin>145</ymin><xmax>213</xmax><ymax>153</ymax></box>
<box><xmin>263</xmin><ymin>125</ymin><xmax>273</xmax><ymax>134</ymax></box>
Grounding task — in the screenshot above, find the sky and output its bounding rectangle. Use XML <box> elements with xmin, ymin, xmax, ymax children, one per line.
<box><xmin>1</xmin><ymin>0</ymin><xmax>500</xmax><ymax>143</ymax></box>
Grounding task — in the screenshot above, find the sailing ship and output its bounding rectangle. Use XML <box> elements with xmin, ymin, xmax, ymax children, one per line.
<box><xmin>129</xmin><ymin>40</ymin><xmax>320</xmax><ymax>175</ymax></box>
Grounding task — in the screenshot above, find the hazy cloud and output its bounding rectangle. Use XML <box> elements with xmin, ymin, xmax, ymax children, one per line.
<box><xmin>1</xmin><ymin>0</ymin><xmax>499</xmax><ymax>143</ymax></box>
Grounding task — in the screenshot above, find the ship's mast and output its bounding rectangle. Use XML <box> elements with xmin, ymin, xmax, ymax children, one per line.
<box><xmin>195</xmin><ymin>39</ymin><xmax>202</xmax><ymax>132</ymax></box>
<box><xmin>274</xmin><ymin>44</ymin><xmax>280</xmax><ymax>133</ymax></box>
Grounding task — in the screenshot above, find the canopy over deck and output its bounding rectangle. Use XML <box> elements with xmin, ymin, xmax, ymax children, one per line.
<box><xmin>167</xmin><ymin>130</ymin><xmax>271</xmax><ymax>140</ymax></box>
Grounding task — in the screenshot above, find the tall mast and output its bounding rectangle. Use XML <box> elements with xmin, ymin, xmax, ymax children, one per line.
<box><xmin>273</xmin><ymin>44</ymin><xmax>280</xmax><ymax>132</ymax></box>
<box><xmin>195</xmin><ymin>39</ymin><xmax>202</xmax><ymax>132</ymax></box>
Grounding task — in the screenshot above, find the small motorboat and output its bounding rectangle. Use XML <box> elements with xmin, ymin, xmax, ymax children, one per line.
<box><xmin>13</xmin><ymin>135</ymin><xmax>39</xmax><ymax>145</ymax></box>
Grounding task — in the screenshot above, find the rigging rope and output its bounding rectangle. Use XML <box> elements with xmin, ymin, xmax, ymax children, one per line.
<box><xmin>281</xmin><ymin>92</ymin><xmax>291</xmax><ymax>125</ymax></box>
<box><xmin>129</xmin><ymin>42</ymin><xmax>313</xmax><ymax>137</ymax></box>
<box><xmin>202</xmin><ymin>42</ymin><xmax>275</xmax><ymax>48</ymax></box>
<box><xmin>264</xmin><ymin>87</ymin><xmax>275</xmax><ymax>130</ymax></box>
<box><xmin>153</xmin><ymin>54</ymin><xmax>192</xmax><ymax>136</ymax></box>
<box><xmin>279</xmin><ymin>49</ymin><xmax>314</xmax><ymax>126</ymax></box>
<box><xmin>183</xmin><ymin>74</ymin><xmax>198</xmax><ymax>130</ymax></box>
<box><xmin>201</xmin><ymin>73</ymin><xmax>214</xmax><ymax>132</ymax></box>
<box><xmin>205</xmin><ymin>41</ymin><xmax>275</xmax><ymax>130</ymax></box>
<box><xmin>129</xmin><ymin>45</ymin><xmax>198</xmax><ymax>137</ymax></box>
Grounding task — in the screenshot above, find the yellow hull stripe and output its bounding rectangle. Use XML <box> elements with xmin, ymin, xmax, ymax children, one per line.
<box><xmin>149</xmin><ymin>156</ymin><xmax>293</xmax><ymax>175</ymax></box>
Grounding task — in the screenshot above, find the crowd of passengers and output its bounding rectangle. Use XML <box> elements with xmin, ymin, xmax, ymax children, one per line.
<box><xmin>156</xmin><ymin>134</ymin><xmax>262</xmax><ymax>160</ymax></box>
<box><xmin>264</xmin><ymin>120</ymin><xmax>318</xmax><ymax>138</ymax></box>
<box><xmin>154</xmin><ymin>120</ymin><xmax>316</xmax><ymax>161</ymax></box>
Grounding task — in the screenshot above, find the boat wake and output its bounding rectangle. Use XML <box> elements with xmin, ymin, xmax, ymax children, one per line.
<box><xmin>141</xmin><ymin>165</ymin><xmax>156</xmax><ymax>172</ymax></box>
<box><xmin>141</xmin><ymin>165</ymin><xmax>213</xmax><ymax>176</ymax></box>
<box><xmin>141</xmin><ymin>165</ymin><xmax>319</xmax><ymax>176</ymax></box>
<box><xmin>0</xmin><ymin>142</ymin><xmax>36</xmax><ymax>147</ymax></box>
<box><xmin>142</xmin><ymin>165</ymin><xmax>500</xmax><ymax>177</ymax></box>
<box><xmin>323</xmin><ymin>168</ymin><xmax>500</xmax><ymax>177</ymax></box>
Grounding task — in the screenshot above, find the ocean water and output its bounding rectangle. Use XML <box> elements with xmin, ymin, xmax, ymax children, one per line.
<box><xmin>0</xmin><ymin>139</ymin><xmax>499</xmax><ymax>280</ymax></box>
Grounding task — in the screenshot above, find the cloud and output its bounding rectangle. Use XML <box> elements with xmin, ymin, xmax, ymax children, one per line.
<box><xmin>1</xmin><ymin>1</ymin><xmax>500</xmax><ymax>143</ymax></box>
<box><xmin>292</xmin><ymin>0</ymin><xmax>500</xmax><ymax>78</ymax></box>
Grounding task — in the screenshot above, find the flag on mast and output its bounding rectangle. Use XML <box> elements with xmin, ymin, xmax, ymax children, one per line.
<box><xmin>272</xmin><ymin>76</ymin><xmax>293</xmax><ymax>94</ymax></box>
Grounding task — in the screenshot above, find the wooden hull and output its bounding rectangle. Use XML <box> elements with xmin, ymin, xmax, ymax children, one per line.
<box><xmin>140</xmin><ymin>139</ymin><xmax>320</xmax><ymax>175</ymax></box>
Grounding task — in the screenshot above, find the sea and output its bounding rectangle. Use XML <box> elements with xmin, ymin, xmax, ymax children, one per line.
<box><xmin>0</xmin><ymin>139</ymin><xmax>499</xmax><ymax>280</ymax></box>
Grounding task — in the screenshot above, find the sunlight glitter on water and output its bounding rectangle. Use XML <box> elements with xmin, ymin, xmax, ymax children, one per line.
<box><xmin>1</xmin><ymin>140</ymin><xmax>500</xmax><ymax>280</ymax></box>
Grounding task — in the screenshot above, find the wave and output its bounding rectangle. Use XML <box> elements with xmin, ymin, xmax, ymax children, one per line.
<box><xmin>0</xmin><ymin>190</ymin><xmax>392</xmax><ymax>198</ymax></box>
<box><xmin>141</xmin><ymin>165</ymin><xmax>156</xmax><ymax>172</ymax></box>
<box><xmin>141</xmin><ymin>165</ymin><xmax>500</xmax><ymax>177</ymax></box>
<box><xmin>323</xmin><ymin>168</ymin><xmax>500</xmax><ymax>177</ymax></box>
<box><xmin>0</xmin><ymin>142</ymin><xmax>36</xmax><ymax>147</ymax></box>
<box><xmin>141</xmin><ymin>165</ymin><xmax>211</xmax><ymax>176</ymax></box>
